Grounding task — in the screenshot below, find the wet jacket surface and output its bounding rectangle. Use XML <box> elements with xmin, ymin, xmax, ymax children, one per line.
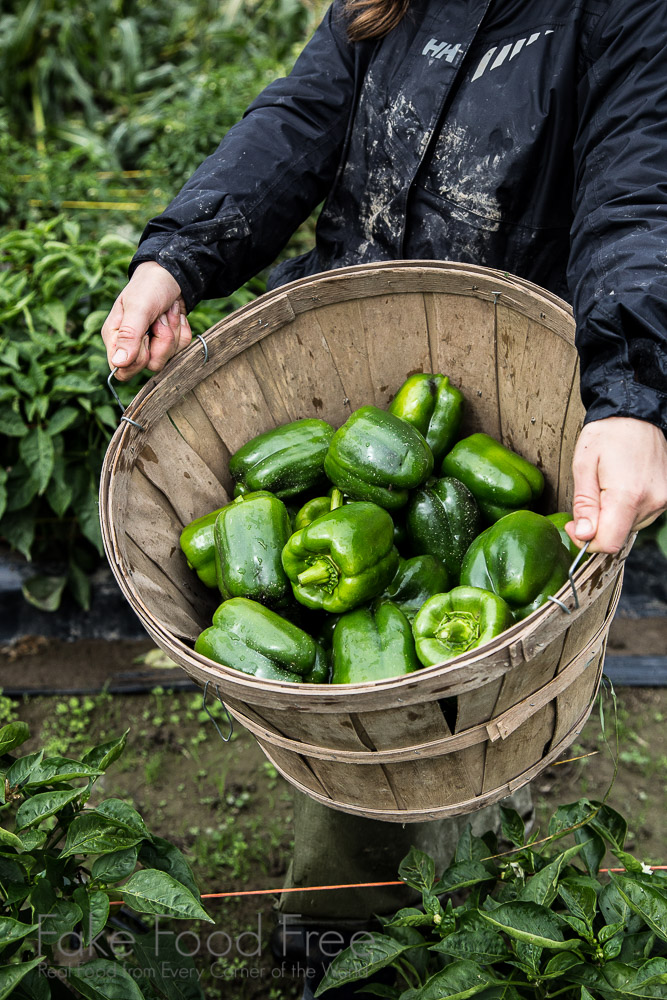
<box><xmin>131</xmin><ymin>0</ymin><xmax>667</xmax><ymax>429</ymax></box>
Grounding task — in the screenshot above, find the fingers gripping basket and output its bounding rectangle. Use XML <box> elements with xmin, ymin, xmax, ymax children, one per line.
<box><xmin>100</xmin><ymin>262</ymin><xmax>628</xmax><ymax>822</ymax></box>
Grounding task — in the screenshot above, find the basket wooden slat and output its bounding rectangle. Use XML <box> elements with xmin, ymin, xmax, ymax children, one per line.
<box><xmin>100</xmin><ymin>261</ymin><xmax>629</xmax><ymax>821</ymax></box>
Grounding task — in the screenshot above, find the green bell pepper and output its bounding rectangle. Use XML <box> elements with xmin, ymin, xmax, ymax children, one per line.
<box><xmin>214</xmin><ymin>490</ymin><xmax>291</xmax><ymax>606</ymax></box>
<box><xmin>406</xmin><ymin>476</ymin><xmax>482</xmax><ymax>580</ymax></box>
<box><xmin>229</xmin><ymin>418</ymin><xmax>334</xmax><ymax>499</ymax></box>
<box><xmin>294</xmin><ymin>489</ymin><xmax>345</xmax><ymax>530</ymax></box>
<box><xmin>331</xmin><ymin>598</ymin><xmax>419</xmax><ymax>683</ymax></box>
<box><xmin>460</xmin><ymin>510</ymin><xmax>571</xmax><ymax>620</ymax></box>
<box><xmin>195</xmin><ymin>598</ymin><xmax>329</xmax><ymax>683</ymax></box>
<box><xmin>412</xmin><ymin>586</ymin><xmax>514</xmax><ymax>666</ymax></box>
<box><xmin>441</xmin><ymin>433</ymin><xmax>544</xmax><ymax>522</ymax></box>
<box><xmin>281</xmin><ymin>501</ymin><xmax>399</xmax><ymax>613</ymax></box>
<box><xmin>179</xmin><ymin>507</ymin><xmax>226</xmax><ymax>588</ymax></box>
<box><xmin>324</xmin><ymin>405</ymin><xmax>434</xmax><ymax>509</ymax></box>
<box><xmin>382</xmin><ymin>554</ymin><xmax>451</xmax><ymax>622</ymax></box>
<box><xmin>389</xmin><ymin>373</ymin><xmax>464</xmax><ymax>461</ymax></box>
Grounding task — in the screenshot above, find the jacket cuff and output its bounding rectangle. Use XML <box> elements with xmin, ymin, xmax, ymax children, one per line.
<box><xmin>128</xmin><ymin>237</ymin><xmax>208</xmax><ymax>313</ymax></box>
<box><xmin>581</xmin><ymin>372</ymin><xmax>667</xmax><ymax>432</ymax></box>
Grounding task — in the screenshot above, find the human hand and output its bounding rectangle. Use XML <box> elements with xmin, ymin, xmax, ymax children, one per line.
<box><xmin>566</xmin><ymin>416</ymin><xmax>667</xmax><ymax>554</ymax></box>
<box><xmin>101</xmin><ymin>261</ymin><xmax>192</xmax><ymax>382</ymax></box>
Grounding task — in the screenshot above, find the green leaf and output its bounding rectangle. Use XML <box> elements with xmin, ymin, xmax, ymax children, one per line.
<box><xmin>91</xmin><ymin>845</ymin><xmax>139</xmax><ymax>885</ymax></box>
<box><xmin>42</xmin><ymin>301</ymin><xmax>67</xmax><ymax>338</ymax></box>
<box><xmin>558</xmin><ymin>877</ymin><xmax>598</xmax><ymax>927</ymax></box>
<box><xmin>0</xmin><ymin>469</ymin><xmax>7</xmax><ymax>522</ymax></box>
<box><xmin>0</xmin><ymin>402</ymin><xmax>28</xmax><ymax>437</ymax></box>
<box><xmin>5</xmin><ymin>465</ymin><xmax>39</xmax><ymax>512</ymax></box>
<box><xmin>619</xmin><ymin>930</ymin><xmax>656</xmax><ymax>964</ymax></box>
<box><xmin>15</xmin><ymin>787</ymin><xmax>84</xmax><ymax>829</ymax></box>
<box><xmin>24</xmin><ymin>756</ymin><xmax>104</xmax><ymax>788</ymax></box>
<box><xmin>52</xmin><ymin>373</ymin><xmax>97</xmax><ymax>395</ymax></box>
<box><xmin>314</xmin><ymin>934</ymin><xmax>413</xmax><ymax>997</ymax></box>
<box><xmin>575</xmin><ymin>826</ymin><xmax>606</xmax><ymax>876</ymax></box>
<box><xmin>0</xmin><ymin>509</ymin><xmax>36</xmax><ymax>559</ymax></box>
<box><xmin>74</xmin><ymin>486</ymin><xmax>103</xmax><ymax>554</ymax></box>
<box><xmin>590</xmin><ymin>803</ymin><xmax>628</xmax><ymax>853</ymax></box>
<box><xmin>610</xmin><ymin>874</ymin><xmax>667</xmax><ymax>942</ymax></box>
<box><xmin>68</xmin><ymin>959</ymin><xmax>146</xmax><ymax>1000</ymax></box>
<box><xmin>499</xmin><ymin>807</ymin><xmax>525</xmax><ymax>848</ymax></box>
<box><xmin>94</xmin><ymin>798</ymin><xmax>151</xmax><ymax>841</ymax></box>
<box><xmin>72</xmin><ymin>886</ymin><xmax>110</xmax><ymax>946</ymax></box>
<box><xmin>479</xmin><ymin>901</ymin><xmax>580</xmax><ymax>951</ymax></box>
<box><xmin>385</xmin><ymin>907</ymin><xmax>435</xmax><ymax>929</ymax></box>
<box><xmin>612</xmin><ymin>850</ymin><xmax>644</xmax><ymax>875</ymax></box>
<box><xmin>455</xmin><ymin>825</ymin><xmax>492</xmax><ymax>864</ymax></box>
<box><xmin>137</xmin><ymin>836</ymin><xmax>199</xmax><ymax>898</ymax></box>
<box><xmin>17</xmin><ymin>828</ymin><xmax>47</xmax><ymax>852</ymax></box>
<box><xmin>0</xmin><ymin>916</ymin><xmax>39</xmax><ymax>946</ymax></box>
<box><xmin>519</xmin><ymin>842</ymin><xmax>584</xmax><ymax>907</ymax></box>
<box><xmin>435</xmin><ymin>861</ymin><xmax>496</xmax><ymax>895</ymax></box>
<box><xmin>431</xmin><ymin>913</ymin><xmax>510</xmax><ymax>965</ymax></box>
<box><xmin>0</xmin><ymin>826</ymin><xmax>24</xmax><ymax>850</ymax></box>
<box><xmin>81</xmin><ymin>730</ymin><xmax>129</xmax><ymax>772</ymax></box>
<box><xmin>127</xmin><ymin>930</ymin><xmax>205</xmax><ymax>1000</ymax></box>
<box><xmin>11</xmin><ymin>965</ymin><xmax>50</xmax><ymax>1000</ymax></box>
<box><xmin>46</xmin><ymin>405</ymin><xmax>79</xmax><ymax>436</ymax></box>
<box><xmin>0</xmin><ymin>721</ymin><xmax>30</xmax><ymax>755</ymax></box>
<box><xmin>398</xmin><ymin>846</ymin><xmax>436</xmax><ymax>893</ymax></box>
<box><xmin>21</xmin><ymin>574</ymin><xmax>67</xmax><ymax>612</ymax></box>
<box><xmin>61</xmin><ymin>813</ymin><xmax>144</xmax><ymax>858</ymax></box>
<box><xmin>6</xmin><ymin>750</ymin><xmax>45</xmax><ymax>788</ymax></box>
<box><xmin>31</xmin><ymin>895</ymin><xmax>82</xmax><ymax>945</ymax></box>
<box><xmin>548</xmin><ymin>799</ymin><xmax>595</xmax><ymax>838</ymax></box>
<box><xmin>0</xmin><ymin>958</ymin><xmax>44</xmax><ymax>1000</ymax></box>
<box><xmin>542</xmin><ymin>952</ymin><xmax>582</xmax><ymax>979</ymax></box>
<box><xmin>45</xmin><ymin>454</ymin><xmax>73</xmax><ymax>517</ymax></box>
<box><xmin>400</xmin><ymin>960</ymin><xmax>497</xmax><ymax>1000</ymax></box>
<box><xmin>19</xmin><ymin>427</ymin><xmax>54</xmax><ymax>494</ymax></box>
<box><xmin>118</xmin><ymin>869</ymin><xmax>213</xmax><ymax>922</ymax></box>
<box><xmin>68</xmin><ymin>556</ymin><xmax>91</xmax><ymax>610</ymax></box>
<box><xmin>599</xmin><ymin>882</ymin><xmax>645</xmax><ymax>934</ymax></box>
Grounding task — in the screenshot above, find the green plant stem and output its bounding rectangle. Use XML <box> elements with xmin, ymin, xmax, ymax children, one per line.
<box><xmin>31</xmin><ymin>82</ymin><xmax>46</xmax><ymax>154</ymax></box>
<box><xmin>395</xmin><ymin>957</ymin><xmax>421</xmax><ymax>990</ymax></box>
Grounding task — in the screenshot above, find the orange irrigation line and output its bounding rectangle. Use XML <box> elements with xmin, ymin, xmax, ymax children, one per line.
<box><xmin>108</xmin><ymin>867</ymin><xmax>667</xmax><ymax>906</ymax></box>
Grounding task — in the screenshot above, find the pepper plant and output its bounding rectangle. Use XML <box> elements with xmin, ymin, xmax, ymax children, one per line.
<box><xmin>316</xmin><ymin>800</ymin><xmax>667</xmax><ymax>998</ymax></box>
<box><xmin>0</xmin><ymin>719</ymin><xmax>212</xmax><ymax>999</ymax></box>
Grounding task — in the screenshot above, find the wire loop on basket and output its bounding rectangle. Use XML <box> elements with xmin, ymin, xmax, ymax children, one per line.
<box><xmin>202</xmin><ymin>681</ymin><xmax>234</xmax><ymax>743</ymax></box>
<box><xmin>195</xmin><ymin>333</ymin><xmax>209</xmax><ymax>363</ymax></box>
<box><xmin>567</xmin><ymin>540</ymin><xmax>591</xmax><ymax>610</ymax></box>
<box><xmin>107</xmin><ymin>368</ymin><xmax>144</xmax><ymax>430</ymax></box>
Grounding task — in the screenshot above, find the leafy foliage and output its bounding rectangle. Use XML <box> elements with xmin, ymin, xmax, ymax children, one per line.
<box><xmin>0</xmin><ymin>721</ymin><xmax>211</xmax><ymax>999</ymax></box>
<box><xmin>316</xmin><ymin>800</ymin><xmax>667</xmax><ymax>998</ymax></box>
<box><xmin>0</xmin><ymin>215</ymin><xmax>265</xmax><ymax>607</ymax></box>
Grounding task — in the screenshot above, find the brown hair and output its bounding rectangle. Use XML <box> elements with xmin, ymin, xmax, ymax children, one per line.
<box><xmin>343</xmin><ymin>0</ymin><xmax>410</xmax><ymax>40</ymax></box>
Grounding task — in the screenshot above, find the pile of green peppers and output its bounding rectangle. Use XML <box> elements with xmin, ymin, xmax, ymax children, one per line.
<box><xmin>179</xmin><ymin>375</ymin><xmax>582</xmax><ymax>685</ymax></box>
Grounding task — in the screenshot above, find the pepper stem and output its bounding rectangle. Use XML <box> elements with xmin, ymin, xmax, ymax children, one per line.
<box><xmin>298</xmin><ymin>558</ymin><xmax>337</xmax><ymax>588</ymax></box>
<box><xmin>329</xmin><ymin>488</ymin><xmax>344</xmax><ymax>511</ymax></box>
<box><xmin>435</xmin><ymin>611</ymin><xmax>480</xmax><ymax>653</ymax></box>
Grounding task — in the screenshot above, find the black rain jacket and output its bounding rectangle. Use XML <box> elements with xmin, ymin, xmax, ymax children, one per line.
<box><xmin>130</xmin><ymin>0</ymin><xmax>667</xmax><ymax>430</ymax></box>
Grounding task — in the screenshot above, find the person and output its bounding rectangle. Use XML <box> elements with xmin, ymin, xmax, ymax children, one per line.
<box><xmin>101</xmin><ymin>0</ymin><xmax>667</xmax><ymax>982</ymax></box>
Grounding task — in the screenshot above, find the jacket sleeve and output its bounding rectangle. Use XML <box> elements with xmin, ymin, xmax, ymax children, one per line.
<box><xmin>129</xmin><ymin>1</ymin><xmax>360</xmax><ymax>311</ymax></box>
<box><xmin>568</xmin><ymin>0</ymin><xmax>667</xmax><ymax>431</ymax></box>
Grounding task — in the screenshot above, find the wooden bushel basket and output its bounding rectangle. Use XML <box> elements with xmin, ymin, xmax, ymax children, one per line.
<box><xmin>100</xmin><ymin>262</ymin><xmax>629</xmax><ymax>822</ymax></box>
